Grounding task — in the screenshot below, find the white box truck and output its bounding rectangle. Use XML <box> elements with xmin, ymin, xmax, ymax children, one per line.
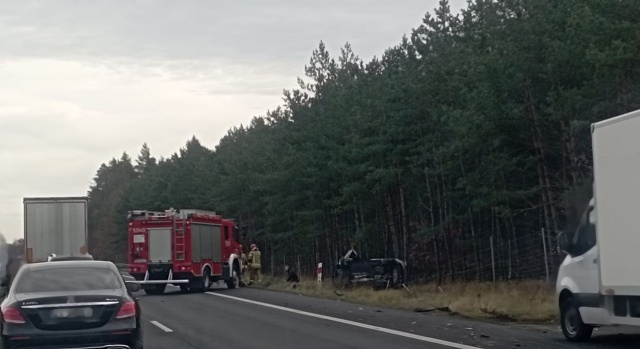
<box><xmin>23</xmin><ymin>197</ymin><xmax>89</xmax><ymax>263</ymax></box>
<box><xmin>557</xmin><ymin>108</ymin><xmax>640</xmax><ymax>341</ymax></box>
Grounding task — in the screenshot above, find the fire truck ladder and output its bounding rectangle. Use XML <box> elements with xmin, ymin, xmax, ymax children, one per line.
<box><xmin>174</xmin><ymin>215</ymin><xmax>186</xmax><ymax>261</ymax></box>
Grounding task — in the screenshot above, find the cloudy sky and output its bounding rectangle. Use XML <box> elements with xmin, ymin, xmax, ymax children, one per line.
<box><xmin>0</xmin><ymin>0</ymin><xmax>466</xmax><ymax>241</ymax></box>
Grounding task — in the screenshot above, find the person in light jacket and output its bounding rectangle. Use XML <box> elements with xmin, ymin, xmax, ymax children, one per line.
<box><xmin>247</xmin><ymin>244</ymin><xmax>261</xmax><ymax>284</ymax></box>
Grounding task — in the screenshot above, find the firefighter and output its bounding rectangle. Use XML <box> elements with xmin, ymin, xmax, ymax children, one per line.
<box><xmin>247</xmin><ymin>243</ymin><xmax>261</xmax><ymax>284</ymax></box>
<box><xmin>238</xmin><ymin>245</ymin><xmax>248</xmax><ymax>286</ymax></box>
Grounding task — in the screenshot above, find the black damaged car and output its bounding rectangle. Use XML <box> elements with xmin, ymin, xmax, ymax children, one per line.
<box><xmin>0</xmin><ymin>260</ymin><xmax>142</xmax><ymax>349</ymax></box>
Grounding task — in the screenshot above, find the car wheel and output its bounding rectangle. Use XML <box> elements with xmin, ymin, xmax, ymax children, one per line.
<box><xmin>560</xmin><ymin>297</ymin><xmax>593</xmax><ymax>341</ymax></box>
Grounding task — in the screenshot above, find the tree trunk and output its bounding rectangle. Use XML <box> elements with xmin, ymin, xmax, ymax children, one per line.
<box><xmin>399</xmin><ymin>183</ymin><xmax>409</xmax><ymax>261</ymax></box>
<box><xmin>385</xmin><ymin>191</ymin><xmax>399</xmax><ymax>259</ymax></box>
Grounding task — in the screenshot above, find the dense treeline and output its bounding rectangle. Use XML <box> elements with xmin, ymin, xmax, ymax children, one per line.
<box><xmin>88</xmin><ymin>0</ymin><xmax>640</xmax><ymax>282</ymax></box>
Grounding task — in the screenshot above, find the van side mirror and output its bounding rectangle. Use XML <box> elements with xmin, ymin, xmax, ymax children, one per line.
<box><xmin>558</xmin><ymin>232</ymin><xmax>571</xmax><ymax>254</ymax></box>
<box><xmin>126</xmin><ymin>281</ymin><xmax>141</xmax><ymax>293</ymax></box>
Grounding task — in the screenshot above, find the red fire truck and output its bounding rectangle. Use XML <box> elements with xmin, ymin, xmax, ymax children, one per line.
<box><xmin>126</xmin><ymin>209</ymin><xmax>242</xmax><ymax>295</ymax></box>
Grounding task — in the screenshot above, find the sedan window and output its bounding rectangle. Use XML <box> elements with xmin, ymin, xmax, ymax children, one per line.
<box><xmin>15</xmin><ymin>268</ymin><xmax>122</xmax><ymax>293</ymax></box>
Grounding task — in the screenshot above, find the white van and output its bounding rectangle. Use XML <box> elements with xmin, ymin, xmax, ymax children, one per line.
<box><xmin>557</xmin><ymin>109</ymin><xmax>640</xmax><ymax>341</ymax></box>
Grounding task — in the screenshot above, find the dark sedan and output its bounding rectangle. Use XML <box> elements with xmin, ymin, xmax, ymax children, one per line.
<box><xmin>0</xmin><ymin>260</ymin><xmax>142</xmax><ymax>349</ymax></box>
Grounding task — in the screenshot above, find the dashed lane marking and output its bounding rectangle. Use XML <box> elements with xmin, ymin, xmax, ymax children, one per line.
<box><xmin>150</xmin><ymin>320</ymin><xmax>173</xmax><ymax>333</ymax></box>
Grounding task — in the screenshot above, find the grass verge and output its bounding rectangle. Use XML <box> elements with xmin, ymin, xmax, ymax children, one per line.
<box><xmin>253</xmin><ymin>277</ymin><xmax>556</xmax><ymax>323</ymax></box>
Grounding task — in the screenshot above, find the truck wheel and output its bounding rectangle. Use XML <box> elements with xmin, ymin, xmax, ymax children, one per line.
<box><xmin>195</xmin><ymin>269</ymin><xmax>211</xmax><ymax>293</ymax></box>
<box><xmin>560</xmin><ymin>298</ymin><xmax>593</xmax><ymax>341</ymax></box>
<box><xmin>179</xmin><ymin>284</ymin><xmax>189</xmax><ymax>292</ymax></box>
<box><xmin>226</xmin><ymin>266</ymin><xmax>239</xmax><ymax>289</ymax></box>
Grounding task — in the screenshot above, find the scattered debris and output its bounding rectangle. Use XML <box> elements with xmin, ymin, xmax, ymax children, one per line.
<box><xmin>480</xmin><ymin>334</ymin><xmax>490</xmax><ymax>339</ymax></box>
<box><xmin>334</xmin><ymin>290</ymin><xmax>344</xmax><ymax>297</ymax></box>
<box><xmin>375</xmin><ymin>310</ymin><xmax>382</xmax><ymax>313</ymax></box>
<box><xmin>414</xmin><ymin>307</ymin><xmax>435</xmax><ymax>313</ymax></box>
<box><xmin>480</xmin><ymin>307</ymin><xmax>516</xmax><ymax>321</ymax></box>
<box><xmin>402</xmin><ymin>284</ymin><xmax>416</xmax><ymax>298</ymax></box>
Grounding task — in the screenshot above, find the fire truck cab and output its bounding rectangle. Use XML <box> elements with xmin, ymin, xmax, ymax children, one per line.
<box><xmin>127</xmin><ymin>208</ymin><xmax>242</xmax><ymax>295</ymax></box>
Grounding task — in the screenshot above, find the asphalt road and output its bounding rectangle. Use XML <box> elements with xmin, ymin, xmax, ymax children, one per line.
<box><xmin>137</xmin><ymin>284</ymin><xmax>640</xmax><ymax>349</ymax></box>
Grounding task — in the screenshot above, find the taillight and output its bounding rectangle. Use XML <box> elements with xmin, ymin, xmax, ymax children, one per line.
<box><xmin>2</xmin><ymin>307</ymin><xmax>26</xmax><ymax>324</ymax></box>
<box><xmin>115</xmin><ymin>301</ymin><xmax>136</xmax><ymax>320</ymax></box>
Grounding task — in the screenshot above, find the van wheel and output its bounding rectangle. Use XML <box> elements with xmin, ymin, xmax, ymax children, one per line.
<box><xmin>560</xmin><ymin>297</ymin><xmax>593</xmax><ymax>341</ymax></box>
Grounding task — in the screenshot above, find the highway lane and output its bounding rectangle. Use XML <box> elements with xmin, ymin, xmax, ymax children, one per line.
<box><xmin>138</xmin><ymin>284</ymin><xmax>640</xmax><ymax>349</ymax></box>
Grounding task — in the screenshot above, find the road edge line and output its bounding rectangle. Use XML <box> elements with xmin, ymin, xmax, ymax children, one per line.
<box><xmin>206</xmin><ymin>292</ymin><xmax>479</xmax><ymax>349</ymax></box>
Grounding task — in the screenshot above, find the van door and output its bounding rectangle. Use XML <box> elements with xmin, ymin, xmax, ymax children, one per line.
<box><xmin>564</xmin><ymin>203</ymin><xmax>600</xmax><ymax>298</ymax></box>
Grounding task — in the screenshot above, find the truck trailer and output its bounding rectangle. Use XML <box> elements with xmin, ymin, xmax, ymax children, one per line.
<box><xmin>127</xmin><ymin>209</ymin><xmax>242</xmax><ymax>295</ymax></box>
<box><xmin>23</xmin><ymin>197</ymin><xmax>89</xmax><ymax>264</ymax></box>
<box><xmin>557</xmin><ymin>108</ymin><xmax>640</xmax><ymax>341</ymax></box>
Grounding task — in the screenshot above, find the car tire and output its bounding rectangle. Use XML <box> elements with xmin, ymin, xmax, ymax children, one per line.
<box><xmin>560</xmin><ymin>297</ymin><xmax>593</xmax><ymax>342</ymax></box>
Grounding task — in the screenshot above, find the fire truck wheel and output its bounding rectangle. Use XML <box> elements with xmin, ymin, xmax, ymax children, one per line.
<box><xmin>179</xmin><ymin>284</ymin><xmax>189</xmax><ymax>292</ymax></box>
<box><xmin>196</xmin><ymin>269</ymin><xmax>211</xmax><ymax>292</ymax></box>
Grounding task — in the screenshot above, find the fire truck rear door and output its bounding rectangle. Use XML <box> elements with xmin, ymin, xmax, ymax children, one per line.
<box><xmin>148</xmin><ymin>228</ymin><xmax>172</xmax><ymax>263</ymax></box>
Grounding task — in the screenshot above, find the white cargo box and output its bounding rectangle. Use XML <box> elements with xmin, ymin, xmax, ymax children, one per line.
<box><xmin>592</xmin><ymin>109</ymin><xmax>640</xmax><ymax>295</ymax></box>
<box><xmin>24</xmin><ymin>197</ymin><xmax>88</xmax><ymax>263</ymax></box>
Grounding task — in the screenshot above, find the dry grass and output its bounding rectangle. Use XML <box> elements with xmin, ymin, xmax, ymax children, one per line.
<box><xmin>255</xmin><ymin>277</ymin><xmax>556</xmax><ymax>323</ymax></box>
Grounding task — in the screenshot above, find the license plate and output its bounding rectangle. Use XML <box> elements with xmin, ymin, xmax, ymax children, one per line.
<box><xmin>51</xmin><ymin>307</ymin><xmax>93</xmax><ymax>318</ymax></box>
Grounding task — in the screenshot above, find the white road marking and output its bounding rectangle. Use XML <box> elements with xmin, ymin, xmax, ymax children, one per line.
<box><xmin>150</xmin><ymin>320</ymin><xmax>174</xmax><ymax>333</ymax></box>
<box><xmin>206</xmin><ymin>292</ymin><xmax>480</xmax><ymax>349</ymax></box>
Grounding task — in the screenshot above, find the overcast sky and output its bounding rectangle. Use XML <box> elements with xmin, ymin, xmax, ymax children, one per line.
<box><xmin>0</xmin><ymin>0</ymin><xmax>466</xmax><ymax>241</ymax></box>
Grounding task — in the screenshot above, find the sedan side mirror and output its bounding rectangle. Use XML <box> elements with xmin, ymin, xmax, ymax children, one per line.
<box><xmin>558</xmin><ymin>232</ymin><xmax>571</xmax><ymax>255</ymax></box>
<box><xmin>126</xmin><ymin>281</ymin><xmax>141</xmax><ymax>293</ymax></box>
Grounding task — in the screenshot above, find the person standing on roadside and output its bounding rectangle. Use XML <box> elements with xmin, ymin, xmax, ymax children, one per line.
<box><xmin>238</xmin><ymin>245</ymin><xmax>248</xmax><ymax>286</ymax></box>
<box><xmin>247</xmin><ymin>243</ymin><xmax>262</xmax><ymax>284</ymax></box>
